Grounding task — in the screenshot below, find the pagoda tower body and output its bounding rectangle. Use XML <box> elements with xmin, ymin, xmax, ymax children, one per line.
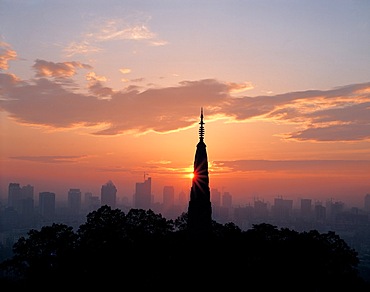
<box><xmin>187</xmin><ymin>108</ymin><xmax>212</xmax><ymax>236</ymax></box>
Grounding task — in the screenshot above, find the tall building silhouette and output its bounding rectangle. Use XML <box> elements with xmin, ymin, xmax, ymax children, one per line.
<box><xmin>39</xmin><ymin>191</ymin><xmax>55</xmax><ymax>221</ymax></box>
<box><xmin>162</xmin><ymin>185</ymin><xmax>175</xmax><ymax>218</ymax></box>
<box><xmin>222</xmin><ymin>191</ymin><xmax>232</xmax><ymax>208</ymax></box>
<box><xmin>187</xmin><ymin>108</ymin><xmax>212</xmax><ymax>236</ymax></box>
<box><xmin>211</xmin><ymin>188</ymin><xmax>221</xmax><ymax>208</ymax></box>
<box><xmin>8</xmin><ymin>183</ymin><xmax>34</xmax><ymax>217</ymax></box>
<box><xmin>163</xmin><ymin>186</ymin><xmax>175</xmax><ymax>208</ymax></box>
<box><xmin>84</xmin><ymin>192</ymin><xmax>100</xmax><ymax>212</ymax></box>
<box><xmin>20</xmin><ymin>184</ymin><xmax>34</xmax><ymax>220</ymax></box>
<box><xmin>101</xmin><ymin>180</ymin><xmax>117</xmax><ymax>209</ymax></box>
<box><xmin>364</xmin><ymin>193</ymin><xmax>370</xmax><ymax>212</ymax></box>
<box><xmin>178</xmin><ymin>190</ymin><xmax>187</xmax><ymax>208</ymax></box>
<box><xmin>134</xmin><ymin>176</ymin><xmax>152</xmax><ymax>210</ymax></box>
<box><xmin>300</xmin><ymin>198</ymin><xmax>312</xmax><ymax>219</ymax></box>
<box><xmin>68</xmin><ymin>188</ymin><xmax>81</xmax><ymax>215</ymax></box>
<box><xmin>8</xmin><ymin>183</ymin><xmax>21</xmax><ymax>211</ymax></box>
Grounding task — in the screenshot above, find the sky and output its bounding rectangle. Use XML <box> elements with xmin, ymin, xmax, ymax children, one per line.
<box><xmin>1</xmin><ymin>0</ymin><xmax>370</xmax><ymax>208</ymax></box>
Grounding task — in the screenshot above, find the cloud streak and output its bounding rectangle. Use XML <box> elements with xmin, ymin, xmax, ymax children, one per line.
<box><xmin>212</xmin><ymin>159</ymin><xmax>370</xmax><ymax>174</ymax></box>
<box><xmin>10</xmin><ymin>155</ymin><xmax>88</xmax><ymax>163</ymax></box>
<box><xmin>64</xmin><ymin>17</ymin><xmax>167</xmax><ymax>57</ymax></box>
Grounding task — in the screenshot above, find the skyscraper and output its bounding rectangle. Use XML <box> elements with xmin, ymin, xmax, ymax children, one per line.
<box><xmin>68</xmin><ymin>188</ymin><xmax>82</xmax><ymax>215</ymax></box>
<box><xmin>364</xmin><ymin>194</ymin><xmax>370</xmax><ymax>213</ymax></box>
<box><xmin>8</xmin><ymin>183</ymin><xmax>21</xmax><ymax>211</ymax></box>
<box><xmin>163</xmin><ymin>186</ymin><xmax>175</xmax><ymax>210</ymax></box>
<box><xmin>21</xmin><ymin>184</ymin><xmax>34</xmax><ymax>219</ymax></box>
<box><xmin>39</xmin><ymin>191</ymin><xmax>55</xmax><ymax>220</ymax></box>
<box><xmin>178</xmin><ymin>190</ymin><xmax>188</xmax><ymax>208</ymax></box>
<box><xmin>222</xmin><ymin>191</ymin><xmax>232</xmax><ymax>208</ymax></box>
<box><xmin>300</xmin><ymin>198</ymin><xmax>312</xmax><ymax>219</ymax></box>
<box><xmin>101</xmin><ymin>180</ymin><xmax>117</xmax><ymax>209</ymax></box>
<box><xmin>134</xmin><ymin>176</ymin><xmax>152</xmax><ymax>210</ymax></box>
<box><xmin>211</xmin><ymin>188</ymin><xmax>221</xmax><ymax>208</ymax></box>
<box><xmin>187</xmin><ymin>108</ymin><xmax>212</xmax><ymax>236</ymax></box>
<box><xmin>8</xmin><ymin>183</ymin><xmax>34</xmax><ymax>216</ymax></box>
<box><xmin>84</xmin><ymin>192</ymin><xmax>100</xmax><ymax>212</ymax></box>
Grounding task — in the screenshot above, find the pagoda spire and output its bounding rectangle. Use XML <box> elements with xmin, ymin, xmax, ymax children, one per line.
<box><xmin>199</xmin><ymin>107</ymin><xmax>204</xmax><ymax>142</ymax></box>
<box><xmin>187</xmin><ymin>107</ymin><xmax>212</xmax><ymax>238</ymax></box>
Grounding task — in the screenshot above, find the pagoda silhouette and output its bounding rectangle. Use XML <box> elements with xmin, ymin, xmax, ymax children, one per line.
<box><xmin>187</xmin><ymin>108</ymin><xmax>212</xmax><ymax>237</ymax></box>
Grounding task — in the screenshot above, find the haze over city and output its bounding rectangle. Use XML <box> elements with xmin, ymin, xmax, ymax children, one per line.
<box><xmin>1</xmin><ymin>0</ymin><xmax>370</xmax><ymax>208</ymax></box>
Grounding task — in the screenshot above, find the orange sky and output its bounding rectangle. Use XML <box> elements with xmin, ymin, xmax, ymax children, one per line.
<box><xmin>1</xmin><ymin>1</ymin><xmax>370</xmax><ymax>208</ymax></box>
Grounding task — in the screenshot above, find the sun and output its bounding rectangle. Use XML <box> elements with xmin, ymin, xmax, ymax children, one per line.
<box><xmin>189</xmin><ymin>172</ymin><xmax>194</xmax><ymax>179</ymax></box>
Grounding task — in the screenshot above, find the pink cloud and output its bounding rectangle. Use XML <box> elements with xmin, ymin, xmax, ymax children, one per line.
<box><xmin>0</xmin><ymin>42</ymin><xmax>17</xmax><ymax>70</ymax></box>
<box><xmin>226</xmin><ymin>81</ymin><xmax>254</xmax><ymax>93</ymax></box>
<box><xmin>33</xmin><ymin>59</ymin><xmax>92</xmax><ymax>78</ymax></box>
<box><xmin>1</xmin><ymin>61</ymin><xmax>370</xmax><ymax>142</ymax></box>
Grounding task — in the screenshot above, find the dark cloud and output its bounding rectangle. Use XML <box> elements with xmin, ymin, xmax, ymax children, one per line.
<box><xmin>88</xmin><ymin>80</ymin><xmax>115</xmax><ymax>97</ymax></box>
<box><xmin>9</xmin><ymin>155</ymin><xmax>88</xmax><ymax>163</ymax></box>
<box><xmin>288</xmin><ymin>124</ymin><xmax>370</xmax><ymax>141</ymax></box>
<box><xmin>1</xmin><ymin>62</ymin><xmax>370</xmax><ymax>141</ymax></box>
<box><xmin>131</xmin><ymin>78</ymin><xmax>145</xmax><ymax>82</ymax></box>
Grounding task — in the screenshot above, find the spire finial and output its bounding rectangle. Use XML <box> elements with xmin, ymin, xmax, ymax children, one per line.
<box><xmin>199</xmin><ymin>107</ymin><xmax>205</xmax><ymax>141</ymax></box>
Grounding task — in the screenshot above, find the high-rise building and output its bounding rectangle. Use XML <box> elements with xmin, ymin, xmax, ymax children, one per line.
<box><xmin>300</xmin><ymin>198</ymin><xmax>312</xmax><ymax>219</ymax></box>
<box><xmin>178</xmin><ymin>190</ymin><xmax>188</xmax><ymax>208</ymax></box>
<box><xmin>101</xmin><ymin>180</ymin><xmax>117</xmax><ymax>209</ymax></box>
<box><xmin>134</xmin><ymin>176</ymin><xmax>152</xmax><ymax>210</ymax></box>
<box><xmin>272</xmin><ymin>197</ymin><xmax>293</xmax><ymax>220</ymax></box>
<box><xmin>222</xmin><ymin>191</ymin><xmax>232</xmax><ymax>208</ymax></box>
<box><xmin>21</xmin><ymin>184</ymin><xmax>34</xmax><ymax>219</ymax></box>
<box><xmin>84</xmin><ymin>192</ymin><xmax>100</xmax><ymax>212</ymax></box>
<box><xmin>8</xmin><ymin>183</ymin><xmax>34</xmax><ymax>216</ymax></box>
<box><xmin>162</xmin><ymin>185</ymin><xmax>175</xmax><ymax>218</ymax></box>
<box><xmin>364</xmin><ymin>194</ymin><xmax>370</xmax><ymax>212</ymax></box>
<box><xmin>187</xmin><ymin>108</ymin><xmax>212</xmax><ymax>236</ymax></box>
<box><xmin>21</xmin><ymin>184</ymin><xmax>34</xmax><ymax>200</ymax></box>
<box><xmin>39</xmin><ymin>191</ymin><xmax>56</xmax><ymax>220</ymax></box>
<box><xmin>163</xmin><ymin>186</ymin><xmax>175</xmax><ymax>209</ymax></box>
<box><xmin>68</xmin><ymin>188</ymin><xmax>81</xmax><ymax>215</ymax></box>
<box><xmin>8</xmin><ymin>183</ymin><xmax>21</xmax><ymax>211</ymax></box>
<box><xmin>254</xmin><ymin>199</ymin><xmax>268</xmax><ymax>219</ymax></box>
<box><xmin>315</xmin><ymin>202</ymin><xmax>326</xmax><ymax>222</ymax></box>
<box><xmin>326</xmin><ymin>199</ymin><xmax>344</xmax><ymax>222</ymax></box>
<box><xmin>211</xmin><ymin>188</ymin><xmax>221</xmax><ymax>208</ymax></box>
<box><xmin>215</xmin><ymin>191</ymin><xmax>232</xmax><ymax>223</ymax></box>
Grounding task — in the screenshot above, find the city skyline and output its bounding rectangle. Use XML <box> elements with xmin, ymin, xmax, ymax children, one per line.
<box><xmin>3</xmin><ymin>178</ymin><xmax>370</xmax><ymax>213</ymax></box>
<box><xmin>1</xmin><ymin>1</ymin><xmax>370</xmax><ymax>207</ymax></box>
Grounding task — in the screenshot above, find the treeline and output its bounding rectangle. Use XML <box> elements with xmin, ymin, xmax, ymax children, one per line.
<box><xmin>0</xmin><ymin>205</ymin><xmax>369</xmax><ymax>291</ymax></box>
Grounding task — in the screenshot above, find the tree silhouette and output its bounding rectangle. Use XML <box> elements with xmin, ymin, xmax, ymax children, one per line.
<box><xmin>0</xmin><ymin>206</ymin><xmax>369</xmax><ymax>291</ymax></box>
<box><xmin>0</xmin><ymin>223</ymin><xmax>78</xmax><ymax>287</ymax></box>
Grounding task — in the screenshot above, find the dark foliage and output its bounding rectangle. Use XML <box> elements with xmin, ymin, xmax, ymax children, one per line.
<box><xmin>0</xmin><ymin>205</ymin><xmax>369</xmax><ymax>291</ymax></box>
